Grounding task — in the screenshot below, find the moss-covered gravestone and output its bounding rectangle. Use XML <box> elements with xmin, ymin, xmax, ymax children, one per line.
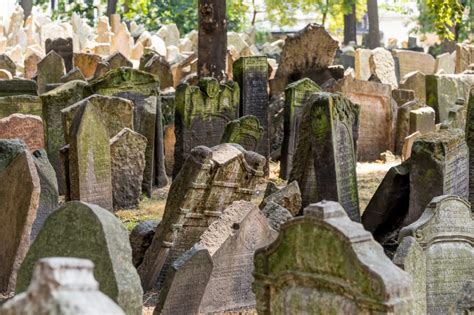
<box><xmin>143</xmin><ymin>54</ymin><xmax>174</xmax><ymax>89</ymax></box>
<box><xmin>397</xmin><ymin>195</ymin><xmax>474</xmax><ymax>314</ymax></box>
<box><xmin>105</xmin><ymin>52</ymin><xmax>133</xmax><ymax>70</ymax></box>
<box><xmin>280</xmin><ymin>78</ymin><xmax>320</xmax><ymax>179</ymax></box>
<box><xmin>0</xmin><ymin>79</ymin><xmax>37</xmax><ymax>97</ymax></box>
<box><xmin>289</xmin><ymin>92</ymin><xmax>360</xmax><ymax>220</ymax></box>
<box><xmin>172</xmin><ymin>77</ymin><xmax>239</xmax><ymax>177</ymax></box>
<box><xmin>68</xmin><ymin>103</ymin><xmax>113</xmax><ymax>211</ymax></box>
<box><xmin>37</xmin><ymin>51</ymin><xmax>66</xmax><ymax>95</ymax></box>
<box><xmin>16</xmin><ymin>201</ymin><xmax>143</xmax><ymax>315</ymax></box>
<box><xmin>253</xmin><ymin>201</ymin><xmax>414</xmax><ymax>314</ymax></box>
<box><xmin>220</xmin><ymin>115</ymin><xmax>263</xmax><ymax>151</ymax></box>
<box><xmin>426</xmin><ymin>74</ymin><xmax>461</xmax><ymax>123</ymax></box>
<box><xmin>465</xmin><ymin>88</ymin><xmax>474</xmax><ymax>206</ymax></box>
<box><xmin>0</xmin><ymin>95</ymin><xmax>42</xmax><ymax>119</ymax></box>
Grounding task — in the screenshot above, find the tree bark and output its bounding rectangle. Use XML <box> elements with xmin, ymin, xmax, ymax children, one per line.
<box><xmin>367</xmin><ymin>0</ymin><xmax>380</xmax><ymax>49</ymax></box>
<box><xmin>20</xmin><ymin>0</ymin><xmax>33</xmax><ymax>19</ymax></box>
<box><xmin>106</xmin><ymin>0</ymin><xmax>118</xmax><ymax>18</ymax></box>
<box><xmin>343</xmin><ymin>1</ymin><xmax>357</xmax><ymax>45</ymax></box>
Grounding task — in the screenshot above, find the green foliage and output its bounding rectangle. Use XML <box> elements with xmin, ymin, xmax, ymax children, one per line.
<box><xmin>425</xmin><ymin>0</ymin><xmax>471</xmax><ymax>40</ymax></box>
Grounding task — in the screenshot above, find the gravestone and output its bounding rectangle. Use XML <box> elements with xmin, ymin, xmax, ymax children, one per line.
<box><xmin>105</xmin><ymin>52</ymin><xmax>133</xmax><ymax>69</ymax></box>
<box><xmin>392</xmin><ymin>50</ymin><xmax>436</xmax><ymax>78</ymax></box>
<box><xmin>143</xmin><ymin>53</ymin><xmax>174</xmax><ymax>89</ymax></box>
<box><xmin>288</xmin><ymin>92</ymin><xmax>360</xmax><ymax>221</ymax></box>
<box><xmin>0</xmin><ymin>96</ymin><xmax>41</xmax><ymax>119</ymax></box>
<box><xmin>233</xmin><ymin>56</ymin><xmax>269</xmax><ymax>158</ymax></box>
<box><xmin>172</xmin><ymin>77</ymin><xmax>239</xmax><ymax>177</ymax></box>
<box><xmin>220</xmin><ymin>115</ymin><xmax>263</xmax><ymax>151</ymax></box>
<box><xmin>45</xmin><ymin>37</ymin><xmax>73</xmax><ymax>72</ymax></box>
<box><xmin>354</xmin><ymin>48</ymin><xmax>372</xmax><ymax>81</ymax></box>
<box><xmin>466</xmin><ymin>88</ymin><xmax>474</xmax><ymax>205</ymax></box>
<box><xmin>280</xmin><ymin>78</ymin><xmax>321</xmax><ymax>179</ymax></box>
<box><xmin>156</xmin><ymin>201</ymin><xmax>277</xmax><ymax>314</ymax></box>
<box><xmin>73</xmin><ymin>52</ymin><xmax>102</xmax><ymax>79</ymax></box>
<box><xmin>400</xmin><ymin>70</ymin><xmax>426</xmax><ymax>103</ymax></box>
<box><xmin>197</xmin><ymin>0</ymin><xmax>227</xmax><ymax>80</ymax></box>
<box><xmin>0</xmin><ymin>145</ymin><xmax>40</xmax><ymax>295</ymax></box>
<box><xmin>449</xmin><ymin>281</ymin><xmax>474</xmax><ymax>314</ymax></box>
<box><xmin>0</xmin><ymin>114</ymin><xmax>44</xmax><ymax>152</ymax></box>
<box><xmin>24</xmin><ymin>52</ymin><xmax>43</xmax><ymax>79</ymax></box>
<box><xmin>41</xmin><ymin>80</ymin><xmax>91</xmax><ymax>193</ymax></box>
<box><xmin>130</xmin><ymin>220</ymin><xmax>160</xmax><ymax>267</ymax></box>
<box><xmin>369</xmin><ymin>47</ymin><xmax>398</xmax><ymax>89</ymax></box>
<box><xmin>0</xmin><ymin>54</ymin><xmax>15</xmax><ymax>76</ymax></box>
<box><xmin>392</xmin><ymin>88</ymin><xmax>415</xmax><ymax>107</ymax></box>
<box><xmin>253</xmin><ymin>201</ymin><xmax>414</xmax><ymax>314</ymax></box>
<box><xmin>261</xmin><ymin>201</ymin><xmax>294</xmax><ymax>231</ymax></box>
<box><xmin>1</xmin><ymin>258</ymin><xmax>125</xmax><ymax>315</ymax></box>
<box><xmin>37</xmin><ymin>51</ymin><xmax>66</xmax><ymax>95</ymax></box>
<box><xmin>455</xmin><ymin>43</ymin><xmax>474</xmax><ymax>74</ymax></box>
<box><xmin>154</xmin><ymin>98</ymin><xmax>168</xmax><ymax>188</ymax></box>
<box><xmin>161</xmin><ymin>90</ymin><xmax>176</xmax><ymax>175</ymax></box>
<box><xmin>0</xmin><ymin>79</ymin><xmax>37</xmax><ymax>97</ymax></box>
<box><xmin>398</xmin><ymin>195</ymin><xmax>474</xmax><ymax>314</ymax></box>
<box><xmin>16</xmin><ymin>201</ymin><xmax>143</xmax><ymax>315</ymax></box>
<box><xmin>407</xmin><ymin>128</ymin><xmax>468</xmax><ymax>226</ymax></box>
<box><xmin>425</xmin><ymin>74</ymin><xmax>460</xmax><ymax>123</ymax></box>
<box><xmin>68</xmin><ymin>103</ymin><xmax>113</xmax><ymax>211</ymax></box>
<box><xmin>410</xmin><ymin>106</ymin><xmax>436</xmax><ymax>134</ymax></box>
<box><xmin>435</xmin><ymin>52</ymin><xmax>455</xmax><ymax>74</ymax></box>
<box><xmin>61</xmin><ymin>67</ymin><xmax>86</xmax><ymax>83</ymax></box>
<box><xmin>402</xmin><ymin>131</ymin><xmax>421</xmax><ymax>161</ymax></box>
<box><xmin>259</xmin><ymin>181</ymin><xmax>302</xmax><ymax>216</ymax></box>
<box><xmin>138</xmin><ymin>144</ymin><xmax>265</xmax><ymax>291</ymax></box>
<box><xmin>110</xmin><ymin>128</ymin><xmax>147</xmax><ymax>210</ymax></box>
<box><xmin>394</xmin><ymin>100</ymin><xmax>423</xmax><ymax>155</ymax></box>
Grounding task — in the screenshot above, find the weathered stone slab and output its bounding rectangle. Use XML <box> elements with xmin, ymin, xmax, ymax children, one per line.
<box><xmin>354</xmin><ymin>48</ymin><xmax>372</xmax><ymax>81</ymax></box>
<box><xmin>280</xmin><ymin>78</ymin><xmax>320</xmax><ymax>179</ymax></box>
<box><xmin>369</xmin><ymin>47</ymin><xmax>398</xmax><ymax>89</ymax></box>
<box><xmin>60</xmin><ymin>67</ymin><xmax>86</xmax><ymax>83</ymax></box>
<box><xmin>173</xmin><ymin>77</ymin><xmax>239</xmax><ymax>177</ymax></box>
<box><xmin>156</xmin><ymin>201</ymin><xmax>277</xmax><ymax>314</ymax></box>
<box><xmin>467</xmin><ymin>88</ymin><xmax>474</xmax><ymax>205</ymax></box>
<box><xmin>220</xmin><ymin>115</ymin><xmax>263</xmax><ymax>152</ymax></box>
<box><xmin>393</xmin><ymin>49</ymin><xmax>436</xmax><ymax>78</ymax></box>
<box><xmin>410</xmin><ymin>106</ymin><xmax>436</xmax><ymax>134</ymax></box>
<box><xmin>395</xmin><ymin>100</ymin><xmax>423</xmax><ymax>155</ymax></box>
<box><xmin>110</xmin><ymin>128</ymin><xmax>147</xmax><ymax>210</ymax></box>
<box><xmin>402</xmin><ymin>131</ymin><xmax>421</xmax><ymax>161</ymax></box>
<box><xmin>138</xmin><ymin>144</ymin><xmax>265</xmax><ymax>291</ymax></box>
<box><xmin>143</xmin><ymin>53</ymin><xmax>173</xmax><ymax>89</ymax></box>
<box><xmin>448</xmin><ymin>281</ymin><xmax>474</xmax><ymax>314</ymax></box>
<box><xmin>455</xmin><ymin>43</ymin><xmax>474</xmax><ymax>74</ymax></box>
<box><xmin>161</xmin><ymin>90</ymin><xmax>175</xmax><ymax>176</ymax></box>
<box><xmin>154</xmin><ymin>98</ymin><xmax>168</xmax><ymax>188</ymax></box>
<box><xmin>259</xmin><ymin>181</ymin><xmax>301</xmax><ymax>216</ymax></box>
<box><xmin>400</xmin><ymin>70</ymin><xmax>426</xmax><ymax>103</ymax></box>
<box><xmin>0</xmin><ymin>79</ymin><xmax>37</xmax><ymax>97</ymax></box>
<box><xmin>0</xmin><ymin>148</ymin><xmax>40</xmax><ymax>295</ymax></box>
<box><xmin>105</xmin><ymin>52</ymin><xmax>133</xmax><ymax>70</ymax></box>
<box><xmin>392</xmin><ymin>88</ymin><xmax>415</xmax><ymax>107</ymax></box>
<box><xmin>288</xmin><ymin>92</ymin><xmax>360</xmax><ymax>221</ymax></box>
<box><xmin>254</xmin><ymin>201</ymin><xmax>414</xmax><ymax>314</ymax></box>
<box><xmin>130</xmin><ymin>220</ymin><xmax>160</xmax><ymax>267</ymax></box>
<box><xmin>0</xmin><ymin>114</ymin><xmax>44</xmax><ymax>152</ymax></box>
<box><xmin>0</xmin><ymin>54</ymin><xmax>15</xmax><ymax>76</ymax></box>
<box><xmin>37</xmin><ymin>51</ymin><xmax>66</xmax><ymax>95</ymax></box>
<box><xmin>435</xmin><ymin>52</ymin><xmax>455</xmax><ymax>74</ymax></box>
<box><xmin>16</xmin><ymin>201</ymin><xmax>143</xmax><ymax>315</ymax></box>
<box><xmin>0</xmin><ymin>96</ymin><xmax>41</xmax><ymax>119</ymax></box>
<box><xmin>24</xmin><ymin>52</ymin><xmax>43</xmax><ymax>80</ymax></box>
<box><xmin>73</xmin><ymin>52</ymin><xmax>102</xmax><ymax>79</ymax></box>
<box><xmin>45</xmin><ymin>37</ymin><xmax>73</xmax><ymax>72</ymax></box>
<box><xmin>68</xmin><ymin>104</ymin><xmax>113</xmax><ymax>211</ymax></box>
<box><xmin>1</xmin><ymin>258</ymin><xmax>125</xmax><ymax>315</ymax></box>
<box><xmin>399</xmin><ymin>195</ymin><xmax>474</xmax><ymax>315</ymax></box>
<box><xmin>261</xmin><ymin>201</ymin><xmax>293</xmax><ymax>231</ymax></box>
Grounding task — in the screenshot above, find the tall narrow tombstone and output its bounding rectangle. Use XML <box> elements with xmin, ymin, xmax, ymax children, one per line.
<box><xmin>161</xmin><ymin>90</ymin><xmax>176</xmax><ymax>175</ymax></box>
<box><xmin>45</xmin><ymin>37</ymin><xmax>73</xmax><ymax>72</ymax></box>
<box><xmin>253</xmin><ymin>201</ymin><xmax>414</xmax><ymax>314</ymax></box>
<box><xmin>154</xmin><ymin>98</ymin><xmax>168</xmax><ymax>188</ymax></box>
<box><xmin>220</xmin><ymin>115</ymin><xmax>263</xmax><ymax>152</ymax></box>
<box><xmin>68</xmin><ymin>104</ymin><xmax>113</xmax><ymax>211</ymax></box>
<box><xmin>0</xmin><ymin>79</ymin><xmax>37</xmax><ymax>97</ymax></box>
<box><xmin>233</xmin><ymin>56</ymin><xmax>269</xmax><ymax>156</ymax></box>
<box><xmin>138</xmin><ymin>144</ymin><xmax>265</xmax><ymax>291</ymax></box>
<box><xmin>197</xmin><ymin>0</ymin><xmax>227</xmax><ymax>80</ymax></box>
<box><xmin>0</xmin><ymin>95</ymin><xmax>41</xmax><ymax>118</ymax></box>
<box><xmin>354</xmin><ymin>48</ymin><xmax>372</xmax><ymax>81</ymax></box>
<box><xmin>392</xmin><ymin>88</ymin><xmax>415</xmax><ymax>107</ymax></box>
<box><xmin>0</xmin><ymin>146</ymin><xmax>40</xmax><ymax>295</ymax></box>
<box><xmin>37</xmin><ymin>51</ymin><xmax>66</xmax><ymax>95</ymax></box>
<box><xmin>398</xmin><ymin>195</ymin><xmax>474</xmax><ymax>315</ymax></box>
<box><xmin>407</xmin><ymin>128</ymin><xmax>468</xmax><ymax>226</ymax></box>
<box><xmin>172</xmin><ymin>77</ymin><xmax>239</xmax><ymax>177</ymax></box>
<box><xmin>466</xmin><ymin>88</ymin><xmax>474</xmax><ymax>205</ymax></box>
<box><xmin>0</xmin><ymin>114</ymin><xmax>44</xmax><ymax>152</ymax></box>
<box><xmin>289</xmin><ymin>92</ymin><xmax>360</xmax><ymax>220</ymax></box>
<box><xmin>16</xmin><ymin>201</ymin><xmax>143</xmax><ymax>315</ymax></box>
<box><xmin>280</xmin><ymin>78</ymin><xmax>320</xmax><ymax>179</ymax></box>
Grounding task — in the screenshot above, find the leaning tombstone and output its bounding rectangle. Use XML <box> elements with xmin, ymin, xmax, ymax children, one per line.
<box><xmin>398</xmin><ymin>195</ymin><xmax>474</xmax><ymax>315</ymax></box>
<box><xmin>60</xmin><ymin>67</ymin><xmax>86</xmax><ymax>83</ymax></box>
<box><xmin>280</xmin><ymin>78</ymin><xmax>320</xmax><ymax>179</ymax></box>
<box><xmin>156</xmin><ymin>201</ymin><xmax>277</xmax><ymax>314</ymax></box>
<box><xmin>369</xmin><ymin>47</ymin><xmax>398</xmax><ymax>89</ymax></box>
<box><xmin>16</xmin><ymin>201</ymin><xmax>143</xmax><ymax>315</ymax></box>
<box><xmin>0</xmin><ymin>141</ymin><xmax>40</xmax><ymax>295</ymax></box>
<box><xmin>400</xmin><ymin>70</ymin><xmax>426</xmax><ymax>103</ymax></box>
<box><xmin>0</xmin><ymin>258</ymin><xmax>125</xmax><ymax>315</ymax></box>
<box><xmin>253</xmin><ymin>201</ymin><xmax>414</xmax><ymax>314</ymax></box>
<box><xmin>220</xmin><ymin>115</ymin><xmax>263</xmax><ymax>152</ymax></box>
<box><xmin>154</xmin><ymin>98</ymin><xmax>168</xmax><ymax>188</ymax></box>
<box><xmin>455</xmin><ymin>43</ymin><xmax>474</xmax><ymax>74</ymax></box>
<box><xmin>0</xmin><ymin>114</ymin><xmax>44</xmax><ymax>152</ymax></box>
<box><xmin>45</xmin><ymin>37</ymin><xmax>74</xmax><ymax>72</ymax></box>
<box><xmin>130</xmin><ymin>220</ymin><xmax>160</xmax><ymax>267</ymax></box>
<box><xmin>288</xmin><ymin>92</ymin><xmax>360</xmax><ymax>220</ymax></box>
<box><xmin>143</xmin><ymin>53</ymin><xmax>174</xmax><ymax>89</ymax></box>
<box><xmin>37</xmin><ymin>51</ymin><xmax>66</xmax><ymax>94</ymax></box>
<box><xmin>392</xmin><ymin>49</ymin><xmax>436</xmax><ymax>78</ymax></box>
<box><xmin>260</xmin><ymin>201</ymin><xmax>294</xmax><ymax>231</ymax></box>
<box><xmin>259</xmin><ymin>180</ymin><xmax>302</xmax><ymax>216</ymax></box>
<box><xmin>161</xmin><ymin>89</ymin><xmax>176</xmax><ymax>175</ymax></box>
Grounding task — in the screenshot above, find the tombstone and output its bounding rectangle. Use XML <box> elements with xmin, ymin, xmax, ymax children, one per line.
<box><xmin>172</xmin><ymin>77</ymin><xmax>239</xmax><ymax>177</ymax></box>
<box><xmin>154</xmin><ymin>98</ymin><xmax>168</xmax><ymax>188</ymax></box>
<box><xmin>138</xmin><ymin>144</ymin><xmax>265</xmax><ymax>291</ymax></box>
<box><xmin>0</xmin><ymin>143</ymin><xmax>40</xmax><ymax>295</ymax></box>
<box><xmin>449</xmin><ymin>281</ymin><xmax>474</xmax><ymax>314</ymax></box>
<box><xmin>220</xmin><ymin>115</ymin><xmax>263</xmax><ymax>151</ymax></box>
<box><xmin>466</xmin><ymin>89</ymin><xmax>474</xmax><ymax>206</ymax></box>
<box><xmin>16</xmin><ymin>201</ymin><xmax>143</xmax><ymax>315</ymax></box>
<box><xmin>448</xmin><ymin>102</ymin><xmax>465</xmax><ymax>129</ymax></box>
<box><xmin>407</xmin><ymin>128</ymin><xmax>468</xmax><ymax>226</ymax></box>
<box><xmin>156</xmin><ymin>201</ymin><xmax>277</xmax><ymax>314</ymax></box>
<box><xmin>41</xmin><ymin>80</ymin><xmax>92</xmax><ymax>194</ymax></box>
<box><xmin>37</xmin><ymin>51</ymin><xmax>66</xmax><ymax>95</ymax></box>
<box><xmin>60</xmin><ymin>67</ymin><xmax>86</xmax><ymax>83</ymax></box>
<box><xmin>259</xmin><ymin>181</ymin><xmax>302</xmax><ymax>216</ymax></box>
<box><xmin>392</xmin><ymin>88</ymin><xmax>415</xmax><ymax>107</ymax></box>
<box><xmin>260</xmin><ymin>201</ymin><xmax>293</xmax><ymax>231</ymax></box>
<box><xmin>23</xmin><ymin>52</ymin><xmax>43</xmax><ymax>79</ymax></box>
<box><xmin>455</xmin><ymin>43</ymin><xmax>474</xmax><ymax>74</ymax></box>
<box><xmin>392</xmin><ymin>50</ymin><xmax>436</xmax><ymax>78</ymax></box>
<box><xmin>402</xmin><ymin>130</ymin><xmax>421</xmax><ymax>161</ymax></box>
<box><xmin>254</xmin><ymin>201</ymin><xmax>414</xmax><ymax>314</ymax></box>
<box><xmin>333</xmin><ymin>77</ymin><xmax>392</xmax><ymax>161</ymax></box>
<box><xmin>110</xmin><ymin>128</ymin><xmax>147</xmax><ymax>210</ymax></box>
<box><xmin>394</xmin><ymin>100</ymin><xmax>423</xmax><ymax>155</ymax></box>
<box><xmin>369</xmin><ymin>47</ymin><xmax>398</xmax><ymax>89</ymax></box>
<box><xmin>410</xmin><ymin>106</ymin><xmax>436</xmax><ymax>134</ymax></box>
<box><xmin>197</xmin><ymin>0</ymin><xmax>227</xmax><ymax>80</ymax></box>
<box><xmin>93</xmin><ymin>61</ymin><xmax>111</xmax><ymax>79</ymax></box>
<box><xmin>0</xmin><ymin>79</ymin><xmax>37</xmax><ymax>97</ymax></box>
<box><xmin>105</xmin><ymin>52</ymin><xmax>133</xmax><ymax>70</ymax></box>
<box><xmin>0</xmin><ymin>114</ymin><xmax>44</xmax><ymax>152</ymax></box>
<box><xmin>111</xmin><ymin>23</ymin><xmax>133</xmax><ymax>59</ymax></box>
<box><xmin>0</xmin><ymin>258</ymin><xmax>125</xmax><ymax>315</ymax></box>
<box><xmin>143</xmin><ymin>53</ymin><xmax>174</xmax><ymax>89</ymax></box>
<box><xmin>398</xmin><ymin>195</ymin><xmax>474</xmax><ymax>314</ymax></box>
<box><xmin>271</xmin><ymin>24</ymin><xmax>339</xmax><ymax>94</ymax></box>
<box><xmin>130</xmin><ymin>220</ymin><xmax>160</xmax><ymax>267</ymax></box>
<box><xmin>0</xmin><ymin>95</ymin><xmax>41</xmax><ymax>119</ymax></box>
<box><xmin>280</xmin><ymin>78</ymin><xmax>321</xmax><ymax>179</ymax></box>
<box><xmin>45</xmin><ymin>37</ymin><xmax>73</xmax><ymax>72</ymax></box>
<box><xmin>425</xmin><ymin>74</ymin><xmax>460</xmax><ymax>123</ymax></box>
<box><xmin>288</xmin><ymin>92</ymin><xmax>360</xmax><ymax>221</ymax></box>
<box><xmin>0</xmin><ymin>54</ymin><xmax>16</xmax><ymax>76</ymax></box>
<box><xmin>73</xmin><ymin>52</ymin><xmax>102</xmax><ymax>79</ymax></box>
<box><xmin>354</xmin><ymin>48</ymin><xmax>372</xmax><ymax>81</ymax></box>
<box><xmin>435</xmin><ymin>52</ymin><xmax>455</xmax><ymax>74</ymax></box>
<box><xmin>400</xmin><ymin>70</ymin><xmax>426</xmax><ymax>103</ymax></box>
<box><xmin>68</xmin><ymin>103</ymin><xmax>113</xmax><ymax>211</ymax></box>
<box><xmin>161</xmin><ymin>90</ymin><xmax>176</xmax><ymax>175</ymax></box>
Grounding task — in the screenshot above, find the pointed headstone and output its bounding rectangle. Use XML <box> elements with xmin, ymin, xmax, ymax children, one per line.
<box><xmin>45</xmin><ymin>37</ymin><xmax>73</xmax><ymax>72</ymax></box>
<box><xmin>220</xmin><ymin>115</ymin><xmax>263</xmax><ymax>152</ymax></box>
<box><xmin>37</xmin><ymin>51</ymin><xmax>66</xmax><ymax>94</ymax></box>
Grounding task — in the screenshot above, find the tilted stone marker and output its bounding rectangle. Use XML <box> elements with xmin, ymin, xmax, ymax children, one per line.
<box><xmin>289</xmin><ymin>92</ymin><xmax>360</xmax><ymax>221</ymax></box>
<box><xmin>130</xmin><ymin>220</ymin><xmax>160</xmax><ymax>267</ymax></box>
<box><xmin>37</xmin><ymin>51</ymin><xmax>66</xmax><ymax>95</ymax></box>
<box><xmin>0</xmin><ymin>142</ymin><xmax>40</xmax><ymax>295</ymax></box>
<box><xmin>398</xmin><ymin>195</ymin><xmax>474</xmax><ymax>315</ymax></box>
<box><xmin>45</xmin><ymin>37</ymin><xmax>74</xmax><ymax>72</ymax></box>
<box><xmin>425</xmin><ymin>74</ymin><xmax>461</xmax><ymax>123</ymax></box>
<box><xmin>105</xmin><ymin>52</ymin><xmax>133</xmax><ymax>70</ymax></box>
<box><xmin>259</xmin><ymin>180</ymin><xmax>302</xmax><ymax>216</ymax></box>
<box><xmin>280</xmin><ymin>78</ymin><xmax>320</xmax><ymax>179</ymax></box>
<box><xmin>369</xmin><ymin>47</ymin><xmax>398</xmax><ymax>89</ymax></box>
<box><xmin>354</xmin><ymin>48</ymin><xmax>372</xmax><ymax>81</ymax></box>
<box><xmin>465</xmin><ymin>88</ymin><xmax>474</xmax><ymax>205</ymax></box>
<box><xmin>0</xmin><ymin>258</ymin><xmax>125</xmax><ymax>315</ymax></box>
<box><xmin>61</xmin><ymin>67</ymin><xmax>86</xmax><ymax>83</ymax></box>
<box><xmin>143</xmin><ymin>53</ymin><xmax>174</xmax><ymax>89</ymax></box>
<box><xmin>156</xmin><ymin>201</ymin><xmax>277</xmax><ymax>314</ymax></box>
<box><xmin>0</xmin><ymin>114</ymin><xmax>44</xmax><ymax>152</ymax></box>
<box><xmin>392</xmin><ymin>88</ymin><xmax>415</xmax><ymax>108</ymax></box>
<box><xmin>253</xmin><ymin>201</ymin><xmax>414</xmax><ymax>314</ymax></box>
<box><xmin>400</xmin><ymin>70</ymin><xmax>426</xmax><ymax>103</ymax></box>
<box><xmin>16</xmin><ymin>201</ymin><xmax>143</xmax><ymax>315</ymax></box>
<box><xmin>138</xmin><ymin>144</ymin><xmax>265</xmax><ymax>291</ymax></box>
<box><xmin>220</xmin><ymin>115</ymin><xmax>263</xmax><ymax>151</ymax></box>
<box><xmin>110</xmin><ymin>128</ymin><xmax>147</xmax><ymax>210</ymax></box>
<box><xmin>455</xmin><ymin>43</ymin><xmax>474</xmax><ymax>74</ymax></box>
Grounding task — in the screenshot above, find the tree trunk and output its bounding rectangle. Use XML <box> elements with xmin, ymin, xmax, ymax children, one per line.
<box><xmin>20</xmin><ymin>0</ymin><xmax>33</xmax><ymax>19</ymax></box>
<box><xmin>367</xmin><ymin>0</ymin><xmax>380</xmax><ymax>49</ymax></box>
<box><xmin>106</xmin><ymin>0</ymin><xmax>118</xmax><ymax>17</ymax></box>
<box><xmin>343</xmin><ymin>1</ymin><xmax>357</xmax><ymax>45</ymax></box>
